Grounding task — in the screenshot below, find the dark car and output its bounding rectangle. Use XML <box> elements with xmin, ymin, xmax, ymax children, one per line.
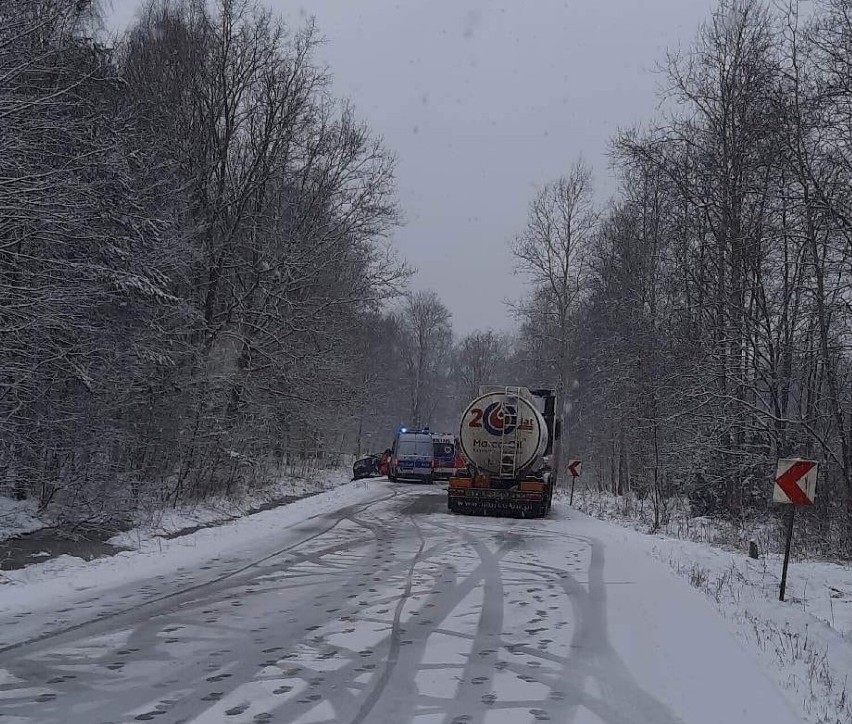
<box><xmin>352</xmin><ymin>453</ymin><xmax>381</xmax><ymax>480</ymax></box>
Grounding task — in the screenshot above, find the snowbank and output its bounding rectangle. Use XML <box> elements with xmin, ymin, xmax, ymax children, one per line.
<box><xmin>0</xmin><ymin>467</ymin><xmax>351</xmax><ymax>555</ymax></box>
<box><xmin>110</xmin><ymin>467</ymin><xmax>352</xmax><ymax>548</ymax></box>
<box><xmin>2</xmin><ymin>470</ymin><xmax>357</xmax><ymax>583</ymax></box>
<box><xmin>0</xmin><ymin>496</ymin><xmax>45</xmax><ymax>542</ymax></box>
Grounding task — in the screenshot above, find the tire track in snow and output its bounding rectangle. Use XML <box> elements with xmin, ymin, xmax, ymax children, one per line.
<box><xmin>0</xmin><ymin>488</ymin><xmax>402</xmax><ymax>659</ymax></box>
<box><xmin>439</xmin><ymin>527</ymin><xmax>510</xmax><ymax>724</ymax></box>
<box><xmin>350</xmin><ymin>515</ymin><xmax>427</xmax><ymax>724</ymax></box>
<box><xmin>1</xmin><ymin>490</ymin><xmax>418</xmax><ymax>724</ymax></box>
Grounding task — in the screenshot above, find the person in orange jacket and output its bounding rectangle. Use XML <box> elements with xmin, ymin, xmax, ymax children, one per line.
<box><xmin>379</xmin><ymin>449</ymin><xmax>391</xmax><ymax>476</ymax></box>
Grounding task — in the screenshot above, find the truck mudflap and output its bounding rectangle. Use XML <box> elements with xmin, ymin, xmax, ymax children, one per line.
<box><xmin>447</xmin><ymin>487</ymin><xmax>549</xmax><ymax>518</ymax></box>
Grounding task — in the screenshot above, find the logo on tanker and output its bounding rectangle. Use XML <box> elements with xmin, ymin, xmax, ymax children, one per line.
<box><xmin>468</xmin><ymin>401</ymin><xmax>518</xmax><ymax>436</ymax></box>
<box><xmin>483</xmin><ymin>402</ymin><xmax>517</xmax><ymax>436</ymax></box>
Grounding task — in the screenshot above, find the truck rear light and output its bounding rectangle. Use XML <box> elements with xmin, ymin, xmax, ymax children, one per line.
<box><xmin>519</xmin><ymin>481</ymin><xmax>545</xmax><ymax>492</ymax></box>
<box><xmin>449</xmin><ymin>478</ymin><xmax>471</xmax><ymax>488</ymax></box>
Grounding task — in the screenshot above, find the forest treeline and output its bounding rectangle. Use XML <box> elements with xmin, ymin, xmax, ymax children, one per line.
<box><xmin>0</xmin><ymin>0</ymin><xmax>410</xmax><ymax>517</ymax></box>
<box><xmin>0</xmin><ymin>0</ymin><xmax>523</xmax><ymax>519</ymax></box>
<box><xmin>509</xmin><ymin>0</ymin><xmax>852</xmax><ymax>556</ymax></box>
<box><xmin>2</xmin><ymin>0</ymin><xmax>851</xmax><ymax>558</ymax></box>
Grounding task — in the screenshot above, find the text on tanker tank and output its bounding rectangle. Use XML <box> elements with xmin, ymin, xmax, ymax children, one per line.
<box><xmin>472</xmin><ymin>439</ymin><xmax>526</xmax><ymax>450</ymax></box>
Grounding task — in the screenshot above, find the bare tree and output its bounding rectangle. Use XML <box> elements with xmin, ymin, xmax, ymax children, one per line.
<box><xmin>398</xmin><ymin>291</ymin><xmax>453</xmax><ymax>427</ymax></box>
<box><xmin>117</xmin><ymin>0</ymin><xmax>405</xmax><ymax>502</ymax></box>
<box><xmin>454</xmin><ymin>331</ymin><xmax>508</xmax><ymax>400</ymax></box>
<box><xmin>511</xmin><ymin>160</ymin><xmax>598</xmax><ymax>481</ymax></box>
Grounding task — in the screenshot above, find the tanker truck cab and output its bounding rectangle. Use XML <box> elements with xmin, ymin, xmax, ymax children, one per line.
<box><xmin>449</xmin><ymin>386</ymin><xmax>561</xmax><ymax>517</ymax></box>
<box><xmin>388</xmin><ymin>428</ymin><xmax>434</xmax><ymax>483</ymax></box>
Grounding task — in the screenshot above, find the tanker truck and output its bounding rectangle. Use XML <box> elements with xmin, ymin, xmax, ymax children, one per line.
<box><xmin>448</xmin><ymin>386</ymin><xmax>561</xmax><ymax>518</ymax></box>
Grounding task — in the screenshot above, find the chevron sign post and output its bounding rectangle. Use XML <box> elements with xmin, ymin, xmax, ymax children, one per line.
<box><xmin>774</xmin><ymin>459</ymin><xmax>819</xmax><ymax>602</ymax></box>
<box><xmin>567</xmin><ymin>459</ymin><xmax>582</xmax><ymax>505</ymax></box>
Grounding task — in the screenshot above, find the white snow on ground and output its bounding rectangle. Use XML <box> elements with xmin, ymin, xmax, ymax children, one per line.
<box><xmin>0</xmin><ymin>497</ymin><xmax>44</xmax><ymax>541</ymax></box>
<box><xmin>650</xmin><ymin>537</ymin><xmax>852</xmax><ymax>724</ymax></box>
<box><xmin>0</xmin><ymin>476</ymin><xmax>374</xmax><ymax>631</ymax></box>
<box><xmin>570</xmin><ymin>489</ymin><xmax>852</xmax><ymax>724</ymax></box>
<box><xmin>0</xmin><ymin>481</ymin><xmax>827</xmax><ymax>723</ymax></box>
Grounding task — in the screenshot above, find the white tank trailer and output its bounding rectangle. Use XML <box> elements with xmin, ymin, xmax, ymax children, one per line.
<box><xmin>449</xmin><ymin>385</ymin><xmax>561</xmax><ymax>517</ymax></box>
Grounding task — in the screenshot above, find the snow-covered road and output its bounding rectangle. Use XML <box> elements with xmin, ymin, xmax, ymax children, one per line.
<box><xmin>0</xmin><ymin>481</ymin><xmax>804</xmax><ymax>724</ymax></box>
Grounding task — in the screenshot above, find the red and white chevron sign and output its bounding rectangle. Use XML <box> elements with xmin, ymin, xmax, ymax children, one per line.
<box><xmin>567</xmin><ymin>460</ymin><xmax>582</xmax><ymax>478</ymax></box>
<box><xmin>773</xmin><ymin>459</ymin><xmax>818</xmax><ymax>505</ymax></box>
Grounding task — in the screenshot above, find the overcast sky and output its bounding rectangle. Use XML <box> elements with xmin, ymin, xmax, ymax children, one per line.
<box><xmin>108</xmin><ymin>0</ymin><xmax>716</xmax><ymax>335</ymax></box>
